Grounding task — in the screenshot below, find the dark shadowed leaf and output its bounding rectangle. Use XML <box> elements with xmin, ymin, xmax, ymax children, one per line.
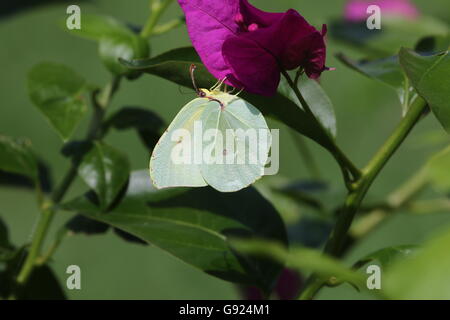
<box><xmin>0</xmin><ymin>216</ymin><xmax>14</xmax><ymax>262</ymax></box>
<box><xmin>103</xmin><ymin>107</ymin><xmax>165</xmax><ymax>150</ymax></box>
<box><xmin>78</xmin><ymin>142</ymin><xmax>130</xmax><ymax>210</ymax></box>
<box><xmin>120</xmin><ymin>47</ymin><xmax>336</xmax><ymax>151</ymax></box>
<box><xmin>15</xmin><ymin>265</ymin><xmax>66</xmax><ymax>300</ymax></box>
<box><xmin>0</xmin><ymin>136</ymin><xmax>38</xmax><ymax>183</ymax></box>
<box><xmin>64</xmin><ymin>214</ymin><xmax>146</xmax><ymax>245</ymax></box>
<box><xmin>61</xmin><ymin>140</ymin><xmax>92</xmax><ymax>160</ymax></box>
<box><xmin>104</xmin><ymin>107</ymin><xmax>164</xmax><ymax>131</ymax></box>
<box><xmin>353</xmin><ymin>245</ymin><xmax>418</xmax><ymax>270</ymax></box>
<box><xmin>0</xmin><ymin>160</ymin><xmax>52</xmax><ymax>193</ymax></box>
<box><xmin>400</xmin><ymin>48</ymin><xmax>450</xmax><ymax>132</ymax></box>
<box><xmin>415</xmin><ymin>35</ymin><xmax>450</xmax><ymax>55</ymax></box>
<box><xmin>28</xmin><ymin>63</ymin><xmax>88</xmax><ymax>140</ymax></box>
<box><xmin>113</xmin><ymin>228</ymin><xmax>147</xmax><ymax>245</ymax></box>
<box><xmin>62</xmin><ymin>170</ymin><xmax>287</xmax><ymax>291</ymax></box>
<box><xmin>66</xmin><ymin>214</ymin><xmax>109</xmax><ymax>235</ymax></box>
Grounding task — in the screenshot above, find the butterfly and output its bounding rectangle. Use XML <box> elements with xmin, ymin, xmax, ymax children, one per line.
<box><xmin>150</xmin><ymin>65</ymin><xmax>272</xmax><ymax>192</ymax></box>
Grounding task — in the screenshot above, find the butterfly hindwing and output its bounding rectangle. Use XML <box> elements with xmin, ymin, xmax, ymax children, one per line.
<box><xmin>199</xmin><ymin>94</ymin><xmax>272</xmax><ymax>192</ymax></box>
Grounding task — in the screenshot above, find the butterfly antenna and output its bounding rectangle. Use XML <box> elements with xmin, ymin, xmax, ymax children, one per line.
<box><xmin>209</xmin><ymin>79</ymin><xmax>221</xmax><ymax>91</ymax></box>
<box><xmin>189</xmin><ymin>64</ymin><xmax>201</xmax><ymax>96</ymax></box>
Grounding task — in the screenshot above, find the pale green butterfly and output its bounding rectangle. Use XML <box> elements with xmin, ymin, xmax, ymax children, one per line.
<box><xmin>150</xmin><ymin>65</ymin><xmax>272</xmax><ymax>192</ymax></box>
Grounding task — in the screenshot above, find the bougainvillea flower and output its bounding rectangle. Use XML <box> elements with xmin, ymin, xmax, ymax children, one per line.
<box><xmin>178</xmin><ymin>0</ymin><xmax>328</xmax><ymax>96</ymax></box>
<box><xmin>240</xmin><ymin>268</ymin><xmax>303</xmax><ymax>300</ymax></box>
<box><xmin>344</xmin><ymin>0</ymin><xmax>419</xmax><ymax>22</ymax></box>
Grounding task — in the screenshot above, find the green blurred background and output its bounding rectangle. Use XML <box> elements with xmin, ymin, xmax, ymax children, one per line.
<box><xmin>0</xmin><ymin>0</ymin><xmax>449</xmax><ymax>299</ymax></box>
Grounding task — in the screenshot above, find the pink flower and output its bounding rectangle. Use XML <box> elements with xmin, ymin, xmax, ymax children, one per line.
<box><xmin>344</xmin><ymin>0</ymin><xmax>419</xmax><ymax>22</ymax></box>
<box><xmin>240</xmin><ymin>268</ymin><xmax>303</xmax><ymax>300</ymax></box>
<box><xmin>178</xmin><ymin>0</ymin><xmax>328</xmax><ymax>96</ymax></box>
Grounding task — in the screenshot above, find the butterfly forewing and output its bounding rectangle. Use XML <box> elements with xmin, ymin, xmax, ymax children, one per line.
<box><xmin>150</xmin><ymin>98</ymin><xmax>209</xmax><ymax>188</ymax></box>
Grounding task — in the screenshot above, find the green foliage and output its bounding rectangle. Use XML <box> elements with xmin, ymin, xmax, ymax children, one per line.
<box><xmin>336</xmin><ymin>54</ymin><xmax>413</xmax><ymax>114</ymax></box>
<box><xmin>67</xmin><ymin>14</ymin><xmax>149</xmax><ymax>75</ymax></box>
<box><xmin>78</xmin><ymin>142</ymin><xmax>130</xmax><ymax>210</ymax></box>
<box><xmin>102</xmin><ymin>107</ymin><xmax>165</xmax><ymax>151</ymax></box>
<box><xmin>232</xmin><ymin>238</ymin><xmax>365</xmax><ymax>288</ymax></box>
<box><xmin>28</xmin><ymin>63</ymin><xmax>88</xmax><ymax>141</ymax></box>
<box><xmin>280</xmin><ymin>77</ymin><xmax>337</xmax><ymax>138</ymax></box>
<box><xmin>425</xmin><ymin>145</ymin><xmax>450</xmax><ymax>193</ymax></box>
<box><xmin>0</xmin><ymin>135</ymin><xmax>38</xmax><ymax>183</ymax></box>
<box><xmin>14</xmin><ymin>265</ymin><xmax>66</xmax><ymax>300</ymax></box>
<box><xmin>63</xmin><ymin>170</ymin><xmax>287</xmax><ymax>292</ymax></box>
<box><xmin>0</xmin><ymin>216</ymin><xmax>14</xmax><ymax>262</ymax></box>
<box><xmin>353</xmin><ymin>245</ymin><xmax>418</xmax><ymax>270</ymax></box>
<box><xmin>3</xmin><ymin>0</ymin><xmax>450</xmax><ymax>300</ymax></box>
<box><xmin>385</xmin><ymin>227</ymin><xmax>450</xmax><ymax>299</ymax></box>
<box><xmin>400</xmin><ymin>48</ymin><xmax>450</xmax><ymax>132</ymax></box>
<box><xmin>331</xmin><ymin>16</ymin><xmax>449</xmax><ymax>57</ymax></box>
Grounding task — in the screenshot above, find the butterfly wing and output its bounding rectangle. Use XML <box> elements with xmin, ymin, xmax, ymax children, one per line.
<box><xmin>200</xmin><ymin>96</ymin><xmax>272</xmax><ymax>192</ymax></box>
<box><xmin>150</xmin><ymin>98</ymin><xmax>209</xmax><ymax>189</ymax></box>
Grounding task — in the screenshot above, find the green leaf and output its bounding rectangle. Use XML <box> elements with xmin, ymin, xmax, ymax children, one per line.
<box><xmin>425</xmin><ymin>145</ymin><xmax>450</xmax><ymax>193</ymax></box>
<box><xmin>384</xmin><ymin>226</ymin><xmax>450</xmax><ymax>299</ymax></box>
<box><xmin>399</xmin><ymin>48</ymin><xmax>450</xmax><ymax>132</ymax></box>
<box><xmin>103</xmin><ymin>107</ymin><xmax>165</xmax><ymax>151</ymax></box>
<box><xmin>66</xmin><ymin>214</ymin><xmax>109</xmax><ymax>235</ymax></box>
<box><xmin>15</xmin><ymin>265</ymin><xmax>66</xmax><ymax>300</ymax></box>
<box><xmin>62</xmin><ymin>170</ymin><xmax>287</xmax><ymax>291</ymax></box>
<box><xmin>78</xmin><ymin>142</ymin><xmax>130</xmax><ymax>210</ymax></box>
<box><xmin>67</xmin><ymin>14</ymin><xmax>132</xmax><ymax>41</ymax></box>
<box><xmin>103</xmin><ymin>107</ymin><xmax>165</xmax><ymax>132</ymax></box>
<box><xmin>120</xmin><ymin>47</ymin><xmax>336</xmax><ymax>151</ymax></box>
<box><xmin>336</xmin><ymin>53</ymin><xmax>414</xmax><ymax>113</ymax></box>
<box><xmin>98</xmin><ymin>33</ymin><xmax>149</xmax><ymax>75</ymax></box>
<box><xmin>280</xmin><ymin>78</ymin><xmax>337</xmax><ymax>138</ymax></box>
<box><xmin>0</xmin><ymin>216</ymin><xmax>14</xmax><ymax>262</ymax></box>
<box><xmin>353</xmin><ymin>245</ymin><xmax>418</xmax><ymax>270</ymax></box>
<box><xmin>0</xmin><ymin>135</ymin><xmax>38</xmax><ymax>182</ymax></box>
<box><xmin>331</xmin><ymin>16</ymin><xmax>449</xmax><ymax>58</ymax></box>
<box><xmin>67</xmin><ymin>14</ymin><xmax>149</xmax><ymax>75</ymax></box>
<box><xmin>28</xmin><ymin>62</ymin><xmax>88</xmax><ymax>140</ymax></box>
<box><xmin>231</xmin><ymin>238</ymin><xmax>365</xmax><ymax>287</ymax></box>
<box><xmin>415</xmin><ymin>35</ymin><xmax>450</xmax><ymax>54</ymax></box>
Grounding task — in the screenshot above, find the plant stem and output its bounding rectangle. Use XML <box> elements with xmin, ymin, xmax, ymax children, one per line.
<box><xmin>14</xmin><ymin>77</ymin><xmax>121</xmax><ymax>287</ymax></box>
<box><xmin>15</xmin><ymin>205</ymin><xmax>53</xmax><ymax>285</ymax></box>
<box><xmin>140</xmin><ymin>0</ymin><xmax>175</xmax><ymax>38</ymax></box>
<box><xmin>299</xmin><ymin>97</ymin><xmax>427</xmax><ymax>299</ymax></box>
<box><xmin>281</xmin><ymin>70</ymin><xmax>361</xmax><ymax>187</ymax></box>
<box><xmin>350</xmin><ymin>168</ymin><xmax>428</xmax><ymax>238</ymax></box>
